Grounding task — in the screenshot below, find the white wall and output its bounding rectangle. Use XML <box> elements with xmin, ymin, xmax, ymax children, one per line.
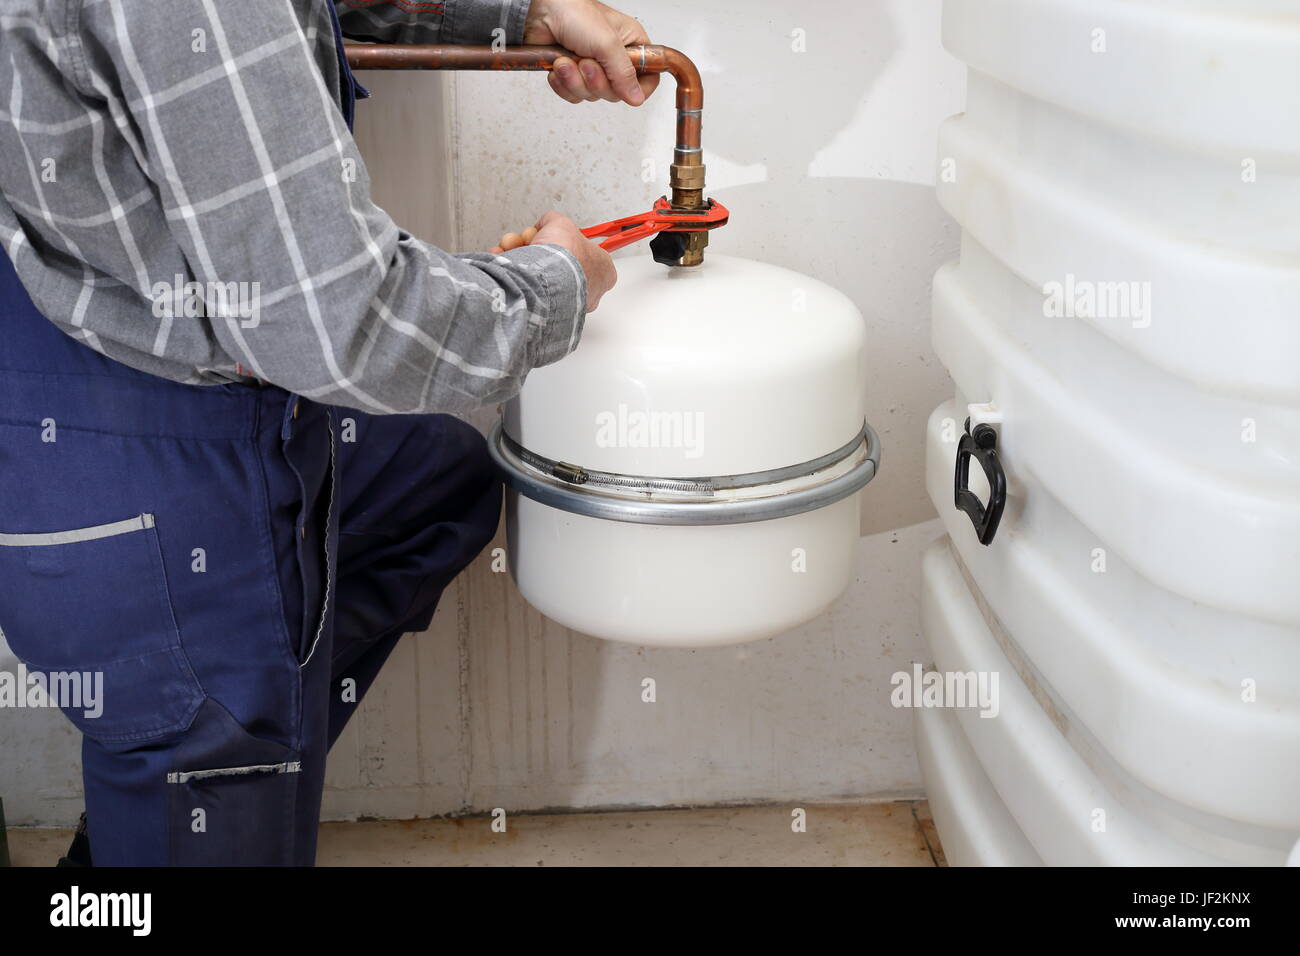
<box><xmin>0</xmin><ymin>0</ymin><xmax>963</xmax><ymax>826</ymax></box>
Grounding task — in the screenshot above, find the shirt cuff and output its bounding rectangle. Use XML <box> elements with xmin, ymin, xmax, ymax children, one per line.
<box><xmin>502</xmin><ymin>242</ymin><xmax>588</xmax><ymax>367</ymax></box>
<box><xmin>443</xmin><ymin>0</ymin><xmax>533</xmax><ymax>46</ymax></box>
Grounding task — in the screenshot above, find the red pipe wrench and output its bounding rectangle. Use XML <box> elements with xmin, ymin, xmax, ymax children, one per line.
<box><xmin>581</xmin><ymin>197</ymin><xmax>729</xmax><ymax>252</ymax></box>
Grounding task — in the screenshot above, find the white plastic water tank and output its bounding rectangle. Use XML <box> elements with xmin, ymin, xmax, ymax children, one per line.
<box><xmin>490</xmin><ymin>254</ymin><xmax>877</xmax><ymax>647</ymax></box>
<box><xmin>920</xmin><ymin>0</ymin><xmax>1300</xmax><ymax>865</ymax></box>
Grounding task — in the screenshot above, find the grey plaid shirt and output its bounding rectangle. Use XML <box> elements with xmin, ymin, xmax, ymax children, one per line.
<box><xmin>0</xmin><ymin>0</ymin><xmax>587</xmax><ymax>413</ymax></box>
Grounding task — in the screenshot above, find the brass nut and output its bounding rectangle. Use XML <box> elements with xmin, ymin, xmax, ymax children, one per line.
<box><xmin>669</xmin><ymin>164</ymin><xmax>707</xmax><ymax>189</ymax></box>
<box><xmin>680</xmin><ymin>231</ymin><xmax>709</xmax><ymax>267</ymax></box>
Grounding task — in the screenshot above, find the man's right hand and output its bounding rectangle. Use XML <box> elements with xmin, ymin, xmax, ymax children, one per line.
<box><xmin>493</xmin><ymin>211</ymin><xmax>616</xmax><ymax>312</ymax></box>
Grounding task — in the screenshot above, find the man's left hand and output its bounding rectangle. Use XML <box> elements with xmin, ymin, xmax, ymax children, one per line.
<box><xmin>523</xmin><ymin>0</ymin><xmax>660</xmax><ymax>106</ymax></box>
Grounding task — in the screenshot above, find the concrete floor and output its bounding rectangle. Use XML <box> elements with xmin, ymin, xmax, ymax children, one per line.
<box><xmin>6</xmin><ymin>801</ymin><xmax>945</xmax><ymax>867</ymax></box>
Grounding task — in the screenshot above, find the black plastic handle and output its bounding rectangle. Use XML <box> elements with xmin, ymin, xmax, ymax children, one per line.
<box><xmin>953</xmin><ymin>417</ymin><xmax>1006</xmax><ymax>546</ymax></box>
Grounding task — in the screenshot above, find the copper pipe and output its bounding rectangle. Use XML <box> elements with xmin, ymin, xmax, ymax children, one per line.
<box><xmin>346</xmin><ymin>42</ymin><xmax>710</xmax><ymax>264</ymax></box>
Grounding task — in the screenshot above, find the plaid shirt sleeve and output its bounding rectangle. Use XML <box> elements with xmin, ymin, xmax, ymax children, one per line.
<box><xmin>335</xmin><ymin>0</ymin><xmax>532</xmax><ymax>45</ymax></box>
<box><xmin>0</xmin><ymin>0</ymin><xmax>584</xmax><ymax>415</ymax></box>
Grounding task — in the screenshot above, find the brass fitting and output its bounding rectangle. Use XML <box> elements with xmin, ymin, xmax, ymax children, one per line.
<box><xmin>669</xmin><ymin>148</ymin><xmax>707</xmax><ymax>265</ymax></box>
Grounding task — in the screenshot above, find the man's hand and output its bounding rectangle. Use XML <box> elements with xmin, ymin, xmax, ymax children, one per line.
<box><xmin>495</xmin><ymin>211</ymin><xmax>616</xmax><ymax>312</ymax></box>
<box><xmin>523</xmin><ymin>0</ymin><xmax>660</xmax><ymax>106</ymax></box>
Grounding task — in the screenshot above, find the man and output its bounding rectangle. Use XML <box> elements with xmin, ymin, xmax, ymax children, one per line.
<box><xmin>0</xmin><ymin>0</ymin><xmax>657</xmax><ymax>865</ymax></box>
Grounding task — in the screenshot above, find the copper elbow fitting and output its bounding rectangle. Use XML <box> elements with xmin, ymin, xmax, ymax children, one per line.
<box><xmin>346</xmin><ymin>42</ymin><xmax>710</xmax><ymax>265</ymax></box>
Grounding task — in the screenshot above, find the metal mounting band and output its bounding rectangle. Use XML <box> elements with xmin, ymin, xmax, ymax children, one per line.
<box><xmin>488</xmin><ymin>420</ymin><xmax>881</xmax><ymax>526</ymax></box>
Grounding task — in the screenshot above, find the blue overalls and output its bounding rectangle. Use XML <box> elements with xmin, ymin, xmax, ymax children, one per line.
<box><xmin>0</xmin><ymin>4</ymin><xmax>501</xmax><ymax>865</ymax></box>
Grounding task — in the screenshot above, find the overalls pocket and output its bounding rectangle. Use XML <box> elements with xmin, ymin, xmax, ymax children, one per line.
<box><xmin>164</xmin><ymin>696</ymin><xmax>302</xmax><ymax>866</ymax></box>
<box><xmin>166</xmin><ymin>758</ymin><xmax>300</xmax><ymax>866</ymax></box>
<box><xmin>0</xmin><ymin>513</ymin><xmax>204</xmax><ymax>744</ymax></box>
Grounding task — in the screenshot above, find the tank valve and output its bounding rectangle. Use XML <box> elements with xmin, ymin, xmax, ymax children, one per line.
<box><xmin>649</xmin><ymin>232</ymin><xmax>689</xmax><ymax>267</ymax></box>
